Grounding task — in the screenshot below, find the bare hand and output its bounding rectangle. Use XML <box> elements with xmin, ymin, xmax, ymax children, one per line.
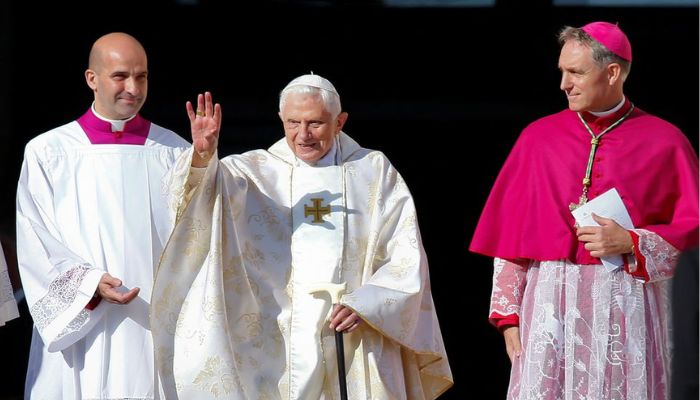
<box><xmin>96</xmin><ymin>273</ymin><xmax>140</xmax><ymax>304</ymax></box>
<box><xmin>186</xmin><ymin>91</ymin><xmax>222</xmax><ymax>167</ymax></box>
<box><xmin>576</xmin><ymin>213</ymin><xmax>633</xmax><ymax>258</ymax></box>
<box><xmin>329</xmin><ymin>304</ymin><xmax>362</xmax><ymax>333</ymax></box>
<box><xmin>503</xmin><ymin>326</ymin><xmax>521</xmax><ymax>363</ymax></box>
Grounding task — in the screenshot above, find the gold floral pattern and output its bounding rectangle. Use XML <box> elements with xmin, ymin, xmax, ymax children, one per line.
<box><xmin>152</xmin><ymin>136</ymin><xmax>453</xmax><ymax>399</ymax></box>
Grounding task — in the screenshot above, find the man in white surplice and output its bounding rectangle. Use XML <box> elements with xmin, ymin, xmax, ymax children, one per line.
<box><xmin>16</xmin><ymin>32</ymin><xmax>192</xmax><ymax>399</ymax></box>
<box><xmin>152</xmin><ymin>74</ymin><xmax>454</xmax><ymax>399</ymax></box>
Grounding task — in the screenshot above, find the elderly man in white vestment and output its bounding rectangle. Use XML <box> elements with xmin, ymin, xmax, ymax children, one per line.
<box><xmin>16</xmin><ymin>32</ymin><xmax>193</xmax><ymax>399</ymax></box>
<box><xmin>151</xmin><ymin>74</ymin><xmax>454</xmax><ymax>399</ymax></box>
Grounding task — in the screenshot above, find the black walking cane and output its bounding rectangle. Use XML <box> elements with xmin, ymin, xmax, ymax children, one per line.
<box><xmin>309</xmin><ymin>282</ymin><xmax>349</xmax><ymax>400</ymax></box>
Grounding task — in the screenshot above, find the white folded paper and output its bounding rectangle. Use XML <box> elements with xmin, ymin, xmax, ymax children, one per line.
<box><xmin>571</xmin><ymin>188</ymin><xmax>635</xmax><ymax>272</ymax></box>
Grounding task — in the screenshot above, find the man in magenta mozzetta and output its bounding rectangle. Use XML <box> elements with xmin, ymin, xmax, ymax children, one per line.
<box><xmin>470</xmin><ymin>21</ymin><xmax>698</xmax><ymax>399</ymax></box>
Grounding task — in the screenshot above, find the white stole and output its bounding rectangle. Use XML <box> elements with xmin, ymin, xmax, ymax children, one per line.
<box><xmin>289</xmin><ymin>165</ymin><xmax>345</xmax><ymax>399</ymax></box>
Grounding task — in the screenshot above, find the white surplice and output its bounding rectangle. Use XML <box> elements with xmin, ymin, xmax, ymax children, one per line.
<box><xmin>0</xmin><ymin>245</ymin><xmax>19</xmax><ymax>326</ymax></box>
<box><xmin>16</xmin><ymin>120</ymin><xmax>189</xmax><ymax>400</ymax></box>
<box><xmin>152</xmin><ymin>132</ymin><xmax>453</xmax><ymax>399</ymax></box>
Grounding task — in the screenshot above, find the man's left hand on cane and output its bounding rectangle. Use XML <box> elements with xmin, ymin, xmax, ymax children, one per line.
<box><xmin>576</xmin><ymin>213</ymin><xmax>635</xmax><ymax>259</ymax></box>
<box><xmin>186</xmin><ymin>91</ymin><xmax>222</xmax><ymax>167</ymax></box>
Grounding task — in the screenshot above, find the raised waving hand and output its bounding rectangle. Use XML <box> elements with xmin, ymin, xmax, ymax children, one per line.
<box><xmin>186</xmin><ymin>91</ymin><xmax>222</xmax><ymax>167</ymax></box>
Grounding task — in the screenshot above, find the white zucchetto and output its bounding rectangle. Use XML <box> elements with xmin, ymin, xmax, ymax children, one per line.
<box><xmin>283</xmin><ymin>73</ymin><xmax>339</xmax><ymax>96</ymax></box>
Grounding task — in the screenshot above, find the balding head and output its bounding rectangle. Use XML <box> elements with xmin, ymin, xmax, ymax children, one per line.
<box><xmin>85</xmin><ymin>32</ymin><xmax>149</xmax><ymax>120</ymax></box>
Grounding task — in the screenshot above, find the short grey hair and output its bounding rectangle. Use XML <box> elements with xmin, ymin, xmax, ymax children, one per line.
<box><xmin>558</xmin><ymin>25</ymin><xmax>631</xmax><ymax>80</ymax></box>
<box><xmin>279</xmin><ymin>85</ymin><xmax>342</xmax><ymax>118</ymax></box>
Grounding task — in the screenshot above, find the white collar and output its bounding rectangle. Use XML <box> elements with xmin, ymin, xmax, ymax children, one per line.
<box><xmin>91</xmin><ymin>102</ymin><xmax>137</xmax><ymax>132</ymax></box>
<box><xmin>590</xmin><ymin>96</ymin><xmax>626</xmax><ymax>118</ymax></box>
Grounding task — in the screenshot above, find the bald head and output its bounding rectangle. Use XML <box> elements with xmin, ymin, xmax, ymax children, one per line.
<box><xmin>89</xmin><ymin>32</ymin><xmax>146</xmax><ymax>72</ymax></box>
<box><xmin>85</xmin><ymin>32</ymin><xmax>149</xmax><ymax>120</ymax></box>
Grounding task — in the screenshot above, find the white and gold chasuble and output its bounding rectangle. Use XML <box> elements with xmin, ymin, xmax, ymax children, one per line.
<box><xmin>152</xmin><ymin>133</ymin><xmax>453</xmax><ymax>399</ymax></box>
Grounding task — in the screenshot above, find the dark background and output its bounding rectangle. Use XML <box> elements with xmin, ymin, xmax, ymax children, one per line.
<box><xmin>1</xmin><ymin>1</ymin><xmax>697</xmax><ymax>398</ymax></box>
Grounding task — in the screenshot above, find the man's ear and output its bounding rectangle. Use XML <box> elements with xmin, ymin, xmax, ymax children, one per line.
<box><xmin>85</xmin><ymin>69</ymin><xmax>97</xmax><ymax>90</ymax></box>
<box><xmin>336</xmin><ymin>112</ymin><xmax>349</xmax><ymax>133</ymax></box>
<box><xmin>607</xmin><ymin>63</ymin><xmax>622</xmax><ymax>86</ymax></box>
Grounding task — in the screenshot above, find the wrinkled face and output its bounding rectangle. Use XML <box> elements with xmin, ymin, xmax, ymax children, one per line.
<box><xmin>279</xmin><ymin>92</ymin><xmax>347</xmax><ymax>164</ymax></box>
<box><xmin>86</xmin><ymin>47</ymin><xmax>148</xmax><ymax>120</ymax></box>
<box><xmin>558</xmin><ymin>40</ymin><xmax>613</xmax><ymax>112</ymax></box>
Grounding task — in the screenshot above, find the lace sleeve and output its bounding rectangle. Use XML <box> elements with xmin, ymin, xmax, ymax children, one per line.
<box><xmin>633</xmin><ymin>228</ymin><xmax>681</xmax><ymax>283</ymax></box>
<box><xmin>489</xmin><ymin>257</ymin><xmax>528</xmax><ymax>318</ymax></box>
<box><xmin>30</xmin><ymin>265</ymin><xmax>104</xmax><ymax>351</ymax></box>
<box><xmin>30</xmin><ymin>265</ymin><xmax>93</xmax><ymax>331</ymax></box>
